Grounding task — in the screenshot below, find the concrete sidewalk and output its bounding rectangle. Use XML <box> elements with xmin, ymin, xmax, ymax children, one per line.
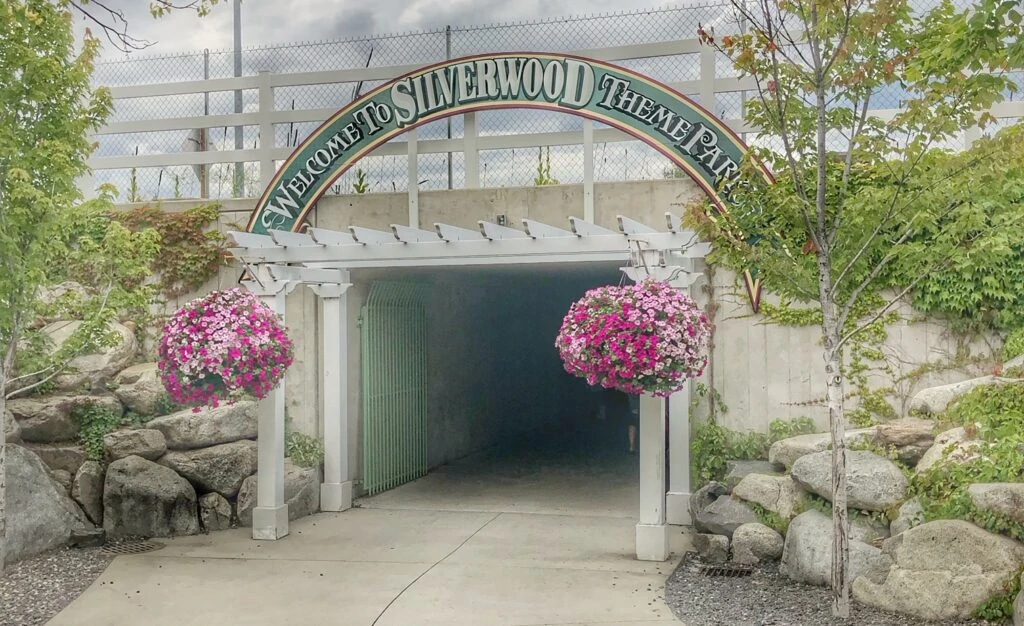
<box><xmin>48</xmin><ymin>506</ymin><xmax>689</xmax><ymax>626</ymax></box>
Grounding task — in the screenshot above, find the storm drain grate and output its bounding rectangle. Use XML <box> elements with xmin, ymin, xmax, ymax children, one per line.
<box><xmin>102</xmin><ymin>540</ymin><xmax>165</xmax><ymax>556</ymax></box>
<box><xmin>699</xmin><ymin>563</ymin><xmax>754</xmax><ymax>578</ymax></box>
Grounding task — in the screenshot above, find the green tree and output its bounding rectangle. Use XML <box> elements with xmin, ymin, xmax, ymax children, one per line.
<box><xmin>0</xmin><ymin>0</ymin><xmax>213</xmax><ymax>571</ymax></box>
<box><xmin>688</xmin><ymin>0</ymin><xmax>1023</xmax><ymax>615</ymax></box>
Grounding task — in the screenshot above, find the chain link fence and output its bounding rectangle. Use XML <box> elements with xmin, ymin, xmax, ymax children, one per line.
<box><xmin>92</xmin><ymin>1</ymin><xmax>1021</xmax><ymax>202</ymax></box>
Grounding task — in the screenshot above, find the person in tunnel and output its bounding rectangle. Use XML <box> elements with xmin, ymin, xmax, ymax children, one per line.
<box><xmin>593</xmin><ymin>386</ymin><xmax>640</xmax><ymax>453</ymax></box>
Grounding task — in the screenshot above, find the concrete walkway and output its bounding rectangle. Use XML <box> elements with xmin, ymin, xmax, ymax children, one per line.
<box><xmin>50</xmin><ymin>446</ymin><xmax>690</xmax><ymax>626</ymax></box>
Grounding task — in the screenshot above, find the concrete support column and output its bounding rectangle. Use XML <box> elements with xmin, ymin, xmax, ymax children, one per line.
<box><xmin>636</xmin><ymin>393</ymin><xmax>669</xmax><ymax>561</ymax></box>
<box><xmin>242</xmin><ymin>273</ymin><xmax>296</xmax><ymax>540</ymax></box>
<box><xmin>311</xmin><ymin>276</ymin><xmax>353</xmax><ymax>512</ymax></box>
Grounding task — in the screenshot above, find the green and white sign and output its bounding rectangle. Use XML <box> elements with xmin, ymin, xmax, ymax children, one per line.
<box><xmin>247</xmin><ymin>52</ymin><xmax>768</xmax><ymax>234</ymax></box>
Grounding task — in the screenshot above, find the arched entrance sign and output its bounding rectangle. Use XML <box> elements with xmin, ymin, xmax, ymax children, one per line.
<box><xmin>244</xmin><ymin>52</ymin><xmax>771</xmax><ymax>307</ymax></box>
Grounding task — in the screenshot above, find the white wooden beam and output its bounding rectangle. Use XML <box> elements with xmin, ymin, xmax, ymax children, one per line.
<box><xmin>435</xmin><ymin>222</ymin><xmax>485</xmax><ymax>242</ymax></box>
<box><xmin>478</xmin><ymin>220</ymin><xmax>530</xmax><ymax>240</ymax></box>
<box><xmin>350</xmin><ymin>226</ymin><xmax>398</xmax><ymax>245</ymax></box>
<box><xmin>229</xmin><ymin>231</ymin><xmax>276</xmax><ymax>248</ymax></box>
<box><xmin>665</xmin><ymin>213</ymin><xmax>684</xmax><ymax>233</ymax></box>
<box><xmin>392</xmin><ymin>224</ymin><xmax>440</xmax><ymax>243</ymax></box>
<box><xmin>309</xmin><ymin>228</ymin><xmax>357</xmax><ymax>246</ymax></box>
<box><xmin>233</xmin><ymin>230</ymin><xmax>699</xmax><ymax>267</ymax></box>
<box><xmin>269</xmin><ymin>229</ymin><xmax>319</xmax><ymax>247</ymax></box>
<box><xmin>582</xmin><ymin>119</ymin><xmax>595</xmax><ymax>222</ymax></box>
<box><xmin>569</xmin><ymin>216</ymin><xmax>619</xmax><ymax>237</ymax></box>
<box><xmin>522</xmin><ymin>219</ymin><xmax>574</xmax><ymax>239</ymax></box>
<box><xmin>617</xmin><ymin>216</ymin><xmax>659</xmax><ymax>235</ymax></box>
<box><xmin>267</xmin><ymin>266</ymin><xmax>349</xmax><ymax>284</ymax></box>
<box><xmin>407</xmin><ymin>128</ymin><xmax>419</xmax><ymax>228</ymax></box>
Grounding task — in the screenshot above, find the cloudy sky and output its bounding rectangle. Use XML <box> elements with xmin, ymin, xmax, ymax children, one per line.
<box><xmin>89</xmin><ymin>0</ymin><xmax>696</xmax><ymax>61</ymax></box>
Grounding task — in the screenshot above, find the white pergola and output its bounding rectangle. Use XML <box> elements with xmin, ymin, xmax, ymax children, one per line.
<box><xmin>229</xmin><ymin>213</ymin><xmax>708</xmax><ymax>561</ymax></box>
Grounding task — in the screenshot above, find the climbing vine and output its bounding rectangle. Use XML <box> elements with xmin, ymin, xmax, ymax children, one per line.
<box><xmin>72</xmin><ymin>401</ymin><xmax>125</xmax><ymax>461</ymax></box>
<box><xmin>1004</xmin><ymin>328</ymin><xmax>1024</xmax><ymax>362</ymax></box>
<box><xmin>110</xmin><ymin>203</ymin><xmax>230</xmax><ymax>299</ymax></box>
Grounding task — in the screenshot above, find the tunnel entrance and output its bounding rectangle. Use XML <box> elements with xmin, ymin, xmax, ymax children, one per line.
<box><xmin>356</xmin><ymin>262</ymin><xmax>639</xmax><ymax>518</ymax></box>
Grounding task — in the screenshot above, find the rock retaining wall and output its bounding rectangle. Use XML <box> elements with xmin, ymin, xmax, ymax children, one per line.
<box><xmin>4</xmin><ymin>322</ymin><xmax>321</xmax><ymax>566</ymax></box>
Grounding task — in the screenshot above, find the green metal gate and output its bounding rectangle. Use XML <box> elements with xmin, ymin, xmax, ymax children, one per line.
<box><xmin>360</xmin><ymin>282</ymin><xmax>428</xmax><ymax>496</ymax></box>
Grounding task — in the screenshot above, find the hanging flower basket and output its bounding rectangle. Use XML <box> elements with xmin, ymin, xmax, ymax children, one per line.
<box><xmin>555</xmin><ymin>280</ymin><xmax>712</xmax><ymax>397</ymax></box>
<box><xmin>157</xmin><ymin>288</ymin><xmax>295</xmax><ymax>408</ymax></box>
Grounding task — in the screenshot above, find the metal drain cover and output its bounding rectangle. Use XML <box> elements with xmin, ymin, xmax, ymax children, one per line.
<box><xmin>700</xmin><ymin>563</ymin><xmax>754</xmax><ymax>578</ymax></box>
<box><xmin>102</xmin><ymin>540</ymin><xmax>164</xmax><ymax>556</ymax></box>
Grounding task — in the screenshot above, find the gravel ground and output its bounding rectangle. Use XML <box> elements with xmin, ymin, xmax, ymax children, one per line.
<box><xmin>665</xmin><ymin>553</ymin><xmax>995</xmax><ymax>626</ymax></box>
<box><xmin>0</xmin><ymin>547</ymin><xmax>112</xmax><ymax>626</ymax></box>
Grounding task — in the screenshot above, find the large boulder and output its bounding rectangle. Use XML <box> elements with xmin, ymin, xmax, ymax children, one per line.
<box><xmin>111</xmin><ymin>363</ymin><xmax>164</xmax><ymax>416</ymax></box>
<box><xmin>693</xmin><ymin>495</ymin><xmax>758</xmax><ymax>538</ymax></box>
<box><xmin>158</xmin><ymin>440</ymin><xmax>258</xmax><ymax>498</ymax></box>
<box><xmin>5</xmin><ymin>444</ymin><xmax>89</xmax><ymax>566</ymax></box>
<box><xmin>732</xmin><ymin>473</ymin><xmax>805</xmax><ymax>520</ymax></box>
<box><xmin>732</xmin><ymin>523</ymin><xmax>785</xmax><ymax>565</ymax></box>
<box><xmin>36</xmin><ymin>281</ymin><xmax>90</xmax><ymax>310</ymax></box>
<box><xmin>72</xmin><ymin>460</ymin><xmax>105</xmax><ymax>525</ymax></box>
<box><xmin>103</xmin><ymin>455</ymin><xmax>199</xmax><ymax>538</ymax></box>
<box><xmin>968</xmin><ymin>483</ymin><xmax>1024</xmax><ymax>525</ymax></box>
<box><xmin>4</xmin><ymin>408</ymin><xmax>21</xmax><ymax>444</ymax></box>
<box><xmin>689</xmin><ymin>481</ymin><xmax>729</xmax><ymax>521</ymax></box>
<box><xmin>147</xmin><ymin>401</ymin><xmax>257</xmax><ymax>450</ymax></box>
<box><xmin>890</xmin><ymin>497</ymin><xmax>925</xmax><ymax>536</ymax></box>
<box><xmin>779</xmin><ymin>509</ymin><xmax>881</xmax><ymax>586</ymax></box>
<box><xmin>909</xmin><ymin>376</ymin><xmax>1014</xmax><ymax>416</ymax></box>
<box><xmin>724</xmin><ymin>460</ymin><xmax>781</xmax><ymax>490</ymax></box>
<box><xmin>768</xmin><ymin>428</ymin><xmax>876</xmax><ymax>470</ymax></box>
<box><xmin>791</xmin><ymin>450</ymin><xmax>908</xmax><ymax>512</ymax></box>
<box><xmin>198</xmin><ymin>492</ymin><xmax>233</xmax><ymax>532</ymax></box>
<box><xmin>693</xmin><ymin>533</ymin><xmax>729</xmax><ymax>564</ymax></box>
<box><xmin>236</xmin><ymin>460</ymin><xmax>321</xmax><ymax>526</ymax></box>
<box><xmin>872</xmin><ymin>418</ymin><xmax>936</xmax><ymax>466</ymax></box>
<box><xmin>853</xmin><ymin>520</ymin><xmax>1024</xmax><ymax>620</ymax></box>
<box><xmin>7</xmin><ymin>393</ymin><xmax>123</xmax><ymax>443</ymax></box>
<box><xmin>22</xmin><ymin>441</ymin><xmax>86</xmax><ymax>475</ymax></box>
<box><xmin>104</xmin><ymin>428</ymin><xmax>167</xmax><ymax>461</ymax></box>
<box><xmin>915</xmin><ymin>427</ymin><xmax>982</xmax><ymax>474</ymax></box>
<box><xmin>43</xmin><ymin>320</ymin><xmax>138</xmax><ymax>392</ymax></box>
<box><xmin>50</xmin><ymin>469</ymin><xmax>73</xmax><ymax>494</ymax></box>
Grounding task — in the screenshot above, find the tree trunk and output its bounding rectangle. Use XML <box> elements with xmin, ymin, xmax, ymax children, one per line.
<box><xmin>820</xmin><ymin>292</ymin><xmax>850</xmax><ymax>617</ymax></box>
<box><xmin>0</xmin><ymin>367</ymin><xmax>7</xmax><ymax>574</ymax></box>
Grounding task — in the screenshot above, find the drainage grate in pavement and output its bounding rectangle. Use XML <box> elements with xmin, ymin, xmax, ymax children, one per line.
<box><xmin>102</xmin><ymin>540</ymin><xmax>165</xmax><ymax>556</ymax></box>
<box><xmin>699</xmin><ymin>563</ymin><xmax>754</xmax><ymax>578</ymax></box>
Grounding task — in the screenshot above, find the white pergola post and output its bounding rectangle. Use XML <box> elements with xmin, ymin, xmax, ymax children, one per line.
<box><xmin>666</xmin><ymin>384</ymin><xmax>692</xmax><ymax>525</ymax></box>
<box><xmin>666</xmin><ymin>260</ymin><xmax>699</xmax><ymax>525</ymax></box>
<box><xmin>311</xmin><ymin>275</ymin><xmax>353</xmax><ymax>512</ymax></box>
<box><xmin>636</xmin><ymin>393</ymin><xmax>669</xmax><ymax>561</ymax></box>
<box><xmin>242</xmin><ymin>273</ymin><xmax>297</xmax><ymax>541</ymax></box>
<box><xmin>622</xmin><ymin>244</ymin><xmax>703</xmax><ymax>556</ymax></box>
